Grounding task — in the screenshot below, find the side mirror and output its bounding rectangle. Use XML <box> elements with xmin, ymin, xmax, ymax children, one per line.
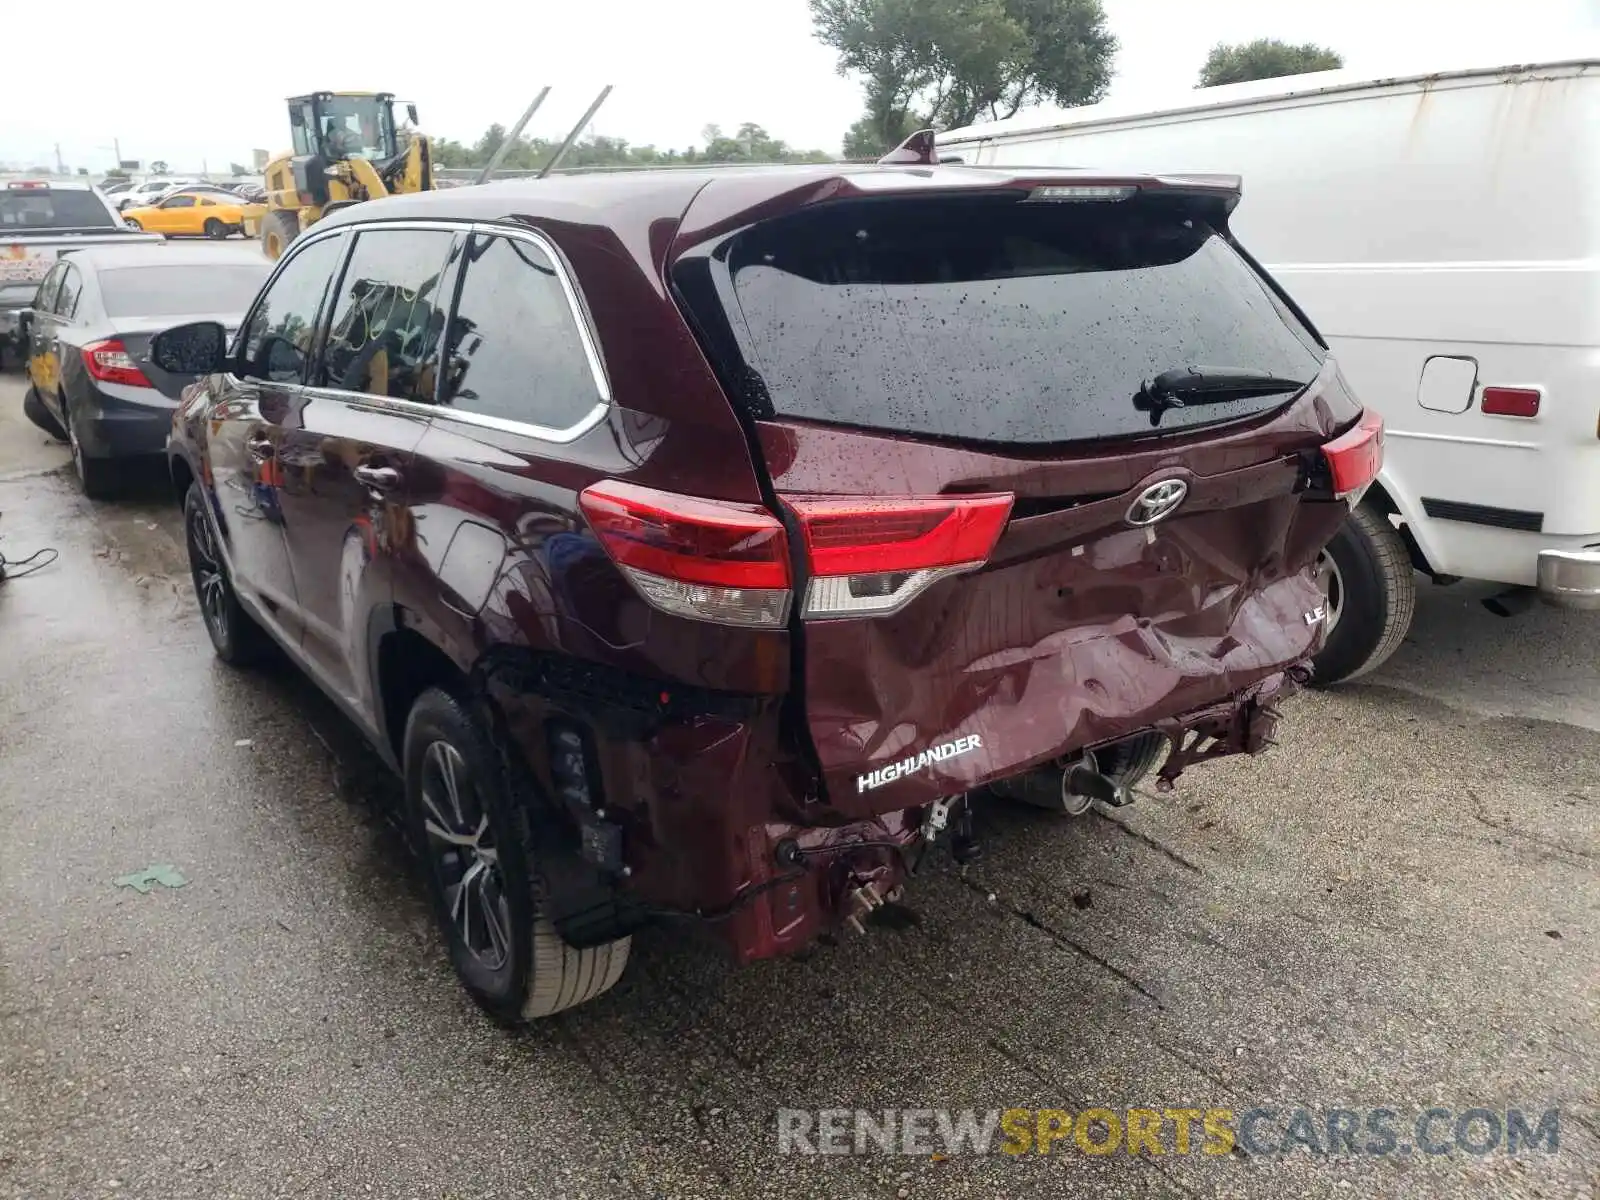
<box><xmin>150</xmin><ymin>321</ymin><xmax>229</xmax><ymax>375</ymax></box>
<box><xmin>15</xmin><ymin>308</ymin><xmax>33</xmax><ymax>337</ymax></box>
<box><xmin>406</xmin><ymin>104</ymin><xmax>419</xmax><ymax>125</ymax></box>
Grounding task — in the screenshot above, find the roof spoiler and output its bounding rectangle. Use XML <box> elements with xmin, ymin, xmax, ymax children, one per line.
<box><xmin>877</xmin><ymin>129</ymin><xmax>939</xmax><ymax>166</ymax></box>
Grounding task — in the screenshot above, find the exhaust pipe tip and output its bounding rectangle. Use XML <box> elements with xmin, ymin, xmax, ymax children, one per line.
<box><xmin>1482</xmin><ymin>586</ymin><xmax>1536</xmax><ymax>618</ymax></box>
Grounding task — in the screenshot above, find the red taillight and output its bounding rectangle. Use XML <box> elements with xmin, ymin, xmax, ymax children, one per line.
<box><xmin>1322</xmin><ymin>409</ymin><xmax>1384</xmax><ymax>500</ymax></box>
<box><xmin>578</xmin><ymin>480</ymin><xmax>792</xmax><ymax>628</ymax></box>
<box><xmin>81</xmin><ymin>339</ymin><xmax>151</xmax><ymax>388</ymax></box>
<box><xmin>785</xmin><ymin>494</ymin><xmax>1014</xmax><ymax>618</ymax></box>
<box><xmin>1480</xmin><ymin>386</ymin><xmax>1541</xmax><ymax>418</ymax></box>
<box><xmin>580</xmin><ymin>482</ymin><xmax>1016</xmax><ymax>626</ymax></box>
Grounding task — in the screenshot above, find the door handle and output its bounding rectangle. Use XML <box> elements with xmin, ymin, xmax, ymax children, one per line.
<box><xmin>245</xmin><ymin>434</ymin><xmax>275</xmax><ymax>463</ymax></box>
<box><xmin>353</xmin><ymin>465</ymin><xmax>402</xmax><ymax>492</ymax></box>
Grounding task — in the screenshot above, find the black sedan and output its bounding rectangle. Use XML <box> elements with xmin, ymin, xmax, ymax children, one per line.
<box><xmin>20</xmin><ymin>243</ymin><xmax>271</xmax><ymax>497</ymax></box>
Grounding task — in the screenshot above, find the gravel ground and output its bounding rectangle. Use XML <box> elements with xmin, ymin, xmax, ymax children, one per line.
<box><xmin>0</xmin><ymin>372</ymin><xmax>1595</xmax><ymax>1200</ymax></box>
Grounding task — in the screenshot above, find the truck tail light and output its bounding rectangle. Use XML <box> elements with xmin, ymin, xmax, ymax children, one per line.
<box><xmin>784</xmin><ymin>494</ymin><xmax>1014</xmax><ymax>618</ymax></box>
<box><xmin>81</xmin><ymin>339</ymin><xmax>151</xmax><ymax>388</ymax></box>
<box><xmin>1322</xmin><ymin>409</ymin><xmax>1384</xmax><ymax>501</ymax></box>
<box><xmin>579</xmin><ymin>480</ymin><xmax>792</xmax><ymax>628</ymax></box>
<box><xmin>1480</xmin><ymin>386</ymin><xmax>1541</xmax><ymax>418</ymax></box>
<box><xmin>580</xmin><ymin>482</ymin><xmax>1016</xmax><ymax>626</ymax></box>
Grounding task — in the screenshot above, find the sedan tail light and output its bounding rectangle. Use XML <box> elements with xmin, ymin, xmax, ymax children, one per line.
<box><xmin>1321</xmin><ymin>409</ymin><xmax>1384</xmax><ymax>500</ymax></box>
<box><xmin>81</xmin><ymin>339</ymin><xmax>151</xmax><ymax>388</ymax></box>
<box><xmin>579</xmin><ymin>482</ymin><xmax>1015</xmax><ymax>627</ymax></box>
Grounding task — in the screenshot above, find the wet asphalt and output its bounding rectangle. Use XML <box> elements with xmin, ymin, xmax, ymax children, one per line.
<box><xmin>0</xmin><ymin>369</ymin><xmax>1596</xmax><ymax>1200</ymax></box>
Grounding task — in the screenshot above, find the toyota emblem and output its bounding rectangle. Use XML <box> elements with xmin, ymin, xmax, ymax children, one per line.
<box><xmin>1125</xmin><ymin>479</ymin><xmax>1189</xmax><ymax>527</ymax></box>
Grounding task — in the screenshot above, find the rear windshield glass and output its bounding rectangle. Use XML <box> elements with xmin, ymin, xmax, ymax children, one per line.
<box><xmin>0</xmin><ymin>189</ymin><xmax>116</xmax><ymax>230</ymax></box>
<box><xmin>100</xmin><ymin>264</ymin><xmax>270</xmax><ymax>318</ymax></box>
<box><xmin>706</xmin><ymin>193</ymin><xmax>1325</xmax><ymax>444</ymax></box>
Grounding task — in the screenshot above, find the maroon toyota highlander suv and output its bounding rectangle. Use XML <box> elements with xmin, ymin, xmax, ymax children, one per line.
<box><xmin>154</xmin><ymin>143</ymin><xmax>1382</xmax><ymax>1021</ymax></box>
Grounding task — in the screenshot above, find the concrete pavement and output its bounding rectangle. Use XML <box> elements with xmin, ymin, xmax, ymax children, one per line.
<box><xmin>1</xmin><ymin>374</ymin><xmax>1595</xmax><ymax>1199</ymax></box>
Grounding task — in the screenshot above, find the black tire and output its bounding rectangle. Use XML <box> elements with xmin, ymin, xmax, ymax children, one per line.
<box><xmin>259</xmin><ymin>210</ymin><xmax>299</xmax><ymax>261</ymax></box>
<box><xmin>23</xmin><ymin>385</ymin><xmax>66</xmax><ymax>440</ymax></box>
<box><xmin>124</xmin><ymin>217</ymin><xmax>142</xmax><ymax>230</ymax></box>
<box><xmin>203</xmin><ymin>217</ymin><xmax>227</xmax><ymax>240</ymax></box>
<box><xmin>404</xmin><ymin>688</ymin><xmax>630</xmax><ymax>1022</ymax></box>
<box><xmin>1095</xmin><ymin>731</ymin><xmax>1168</xmax><ymax>790</ymax></box>
<box><xmin>63</xmin><ymin>397</ymin><xmax>117</xmax><ymax>500</ymax></box>
<box><xmin>1311</xmin><ymin>502</ymin><xmax>1417</xmax><ymax>686</ymax></box>
<box><xmin>183</xmin><ymin>481</ymin><xmax>272</xmax><ymax>666</ymax></box>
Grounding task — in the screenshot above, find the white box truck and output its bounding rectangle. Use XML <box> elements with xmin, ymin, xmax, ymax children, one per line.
<box><xmin>940</xmin><ymin>52</ymin><xmax>1600</xmax><ymax>683</ymax></box>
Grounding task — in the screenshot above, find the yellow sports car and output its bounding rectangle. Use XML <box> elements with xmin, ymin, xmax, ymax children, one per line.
<box><xmin>121</xmin><ymin>188</ymin><xmax>267</xmax><ymax>239</ymax></box>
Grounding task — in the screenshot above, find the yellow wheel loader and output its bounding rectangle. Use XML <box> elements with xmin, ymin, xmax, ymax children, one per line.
<box><xmin>256</xmin><ymin>91</ymin><xmax>434</xmax><ymax>260</ymax></box>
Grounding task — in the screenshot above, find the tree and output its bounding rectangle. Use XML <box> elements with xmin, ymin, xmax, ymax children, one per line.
<box><xmin>811</xmin><ymin>0</ymin><xmax>1116</xmax><ymax>158</ymax></box>
<box><xmin>427</xmin><ymin>122</ymin><xmax>830</xmax><ymax>174</ymax></box>
<box><xmin>1198</xmin><ymin>39</ymin><xmax>1343</xmax><ymax>87</ymax></box>
<box><xmin>229</xmin><ymin>162</ymin><xmax>249</xmax><ymax>177</ymax></box>
<box><xmin>149</xmin><ymin>160</ymin><xmax>169</xmax><ymax>174</ymax></box>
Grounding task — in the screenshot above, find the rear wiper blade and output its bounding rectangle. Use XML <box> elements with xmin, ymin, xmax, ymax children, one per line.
<box><xmin>1134</xmin><ymin>365</ymin><xmax>1308</xmax><ymax>426</ymax></box>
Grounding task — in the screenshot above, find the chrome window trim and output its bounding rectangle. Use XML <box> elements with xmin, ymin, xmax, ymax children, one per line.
<box><xmin>235</xmin><ymin>217</ymin><xmax>611</xmax><ymax>446</ymax></box>
<box><xmin>300</xmin><ymin>385</ymin><xmax>610</xmax><ymax>445</ymax></box>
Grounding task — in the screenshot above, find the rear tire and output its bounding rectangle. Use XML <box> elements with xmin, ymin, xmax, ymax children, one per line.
<box><xmin>23</xmin><ymin>385</ymin><xmax>66</xmax><ymax>440</ymax></box>
<box><xmin>259</xmin><ymin>210</ymin><xmax>299</xmax><ymax>260</ymax></box>
<box><xmin>124</xmin><ymin>217</ymin><xmax>142</xmax><ymax>230</ymax></box>
<box><xmin>183</xmin><ymin>481</ymin><xmax>272</xmax><ymax>666</ymax></box>
<box><xmin>1311</xmin><ymin>502</ymin><xmax>1417</xmax><ymax>686</ymax></box>
<box><xmin>203</xmin><ymin>217</ymin><xmax>227</xmax><ymax>239</ymax></box>
<box><xmin>64</xmin><ymin>398</ymin><xmax>117</xmax><ymax>500</ymax></box>
<box><xmin>404</xmin><ymin>688</ymin><xmax>630</xmax><ymax>1022</ymax></box>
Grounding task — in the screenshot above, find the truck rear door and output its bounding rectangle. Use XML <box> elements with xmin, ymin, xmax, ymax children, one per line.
<box><xmin>673</xmin><ymin>179</ymin><xmax>1375</xmax><ymax>813</ymax></box>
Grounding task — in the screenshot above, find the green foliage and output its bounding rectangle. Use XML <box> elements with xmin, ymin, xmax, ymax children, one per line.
<box><xmin>1198</xmin><ymin>39</ymin><xmax>1343</xmax><ymax>87</ymax></box>
<box><xmin>229</xmin><ymin>162</ymin><xmax>249</xmax><ymax>177</ymax></box>
<box><xmin>811</xmin><ymin>0</ymin><xmax>1116</xmax><ymax>157</ymax></box>
<box><xmin>430</xmin><ymin>121</ymin><xmax>830</xmax><ymax>172</ymax></box>
<box><xmin>149</xmin><ymin>160</ymin><xmax>169</xmax><ymax>174</ymax></box>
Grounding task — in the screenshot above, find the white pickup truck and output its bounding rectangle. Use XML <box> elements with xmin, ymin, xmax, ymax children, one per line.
<box><xmin>1</xmin><ymin>179</ymin><xmax>162</xmax><ymax>365</ymax></box>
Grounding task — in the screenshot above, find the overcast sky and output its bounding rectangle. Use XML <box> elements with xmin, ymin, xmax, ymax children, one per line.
<box><xmin>4</xmin><ymin>0</ymin><xmax>1597</xmax><ymax>171</ymax></box>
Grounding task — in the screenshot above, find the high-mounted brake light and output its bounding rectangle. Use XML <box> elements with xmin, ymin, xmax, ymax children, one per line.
<box><xmin>6</xmin><ymin>180</ymin><xmax>50</xmax><ymax>191</ymax></box>
<box><xmin>1025</xmin><ymin>184</ymin><xmax>1137</xmax><ymax>203</ymax></box>
<box><xmin>1480</xmin><ymin>386</ymin><xmax>1541</xmax><ymax>418</ymax></box>
<box><xmin>1322</xmin><ymin>409</ymin><xmax>1384</xmax><ymax>501</ymax></box>
<box><xmin>579</xmin><ymin>480</ymin><xmax>792</xmax><ymax>628</ymax></box>
<box><xmin>784</xmin><ymin>494</ymin><xmax>1014</xmax><ymax>618</ymax></box>
<box><xmin>81</xmin><ymin>339</ymin><xmax>151</xmax><ymax>388</ymax></box>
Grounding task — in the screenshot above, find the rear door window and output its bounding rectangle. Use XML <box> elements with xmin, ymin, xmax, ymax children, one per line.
<box><xmin>318</xmin><ymin>227</ymin><xmax>456</xmax><ymax>402</ymax></box>
<box><xmin>436</xmin><ymin>232</ymin><xmax>604</xmax><ymax>432</ymax></box>
<box><xmin>702</xmin><ymin>193</ymin><xmax>1326</xmax><ymax>444</ymax></box>
<box><xmin>54</xmin><ymin>264</ymin><xmax>83</xmax><ymax>318</ymax></box>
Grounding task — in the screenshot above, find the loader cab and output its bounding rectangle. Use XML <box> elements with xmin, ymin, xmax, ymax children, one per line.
<box><xmin>287</xmin><ymin>92</ymin><xmax>406</xmax><ymax>163</ymax></box>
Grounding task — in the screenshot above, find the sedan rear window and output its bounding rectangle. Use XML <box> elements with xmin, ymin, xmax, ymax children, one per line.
<box><xmin>0</xmin><ymin>189</ymin><xmax>116</xmax><ymax>230</ymax></box>
<box><xmin>100</xmin><ymin>264</ymin><xmax>270</xmax><ymax>318</ymax></box>
<box><xmin>704</xmin><ymin>192</ymin><xmax>1325</xmax><ymax>444</ymax></box>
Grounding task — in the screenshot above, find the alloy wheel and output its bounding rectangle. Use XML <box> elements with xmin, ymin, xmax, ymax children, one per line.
<box><xmin>420</xmin><ymin>741</ymin><xmax>511</xmax><ymax>971</ymax></box>
<box><xmin>187</xmin><ymin>499</ymin><xmax>229</xmax><ymax>643</ymax></box>
<box><xmin>1315</xmin><ymin>548</ymin><xmax>1346</xmax><ymax>634</ymax></box>
<box><xmin>66</xmin><ymin>408</ymin><xmax>84</xmax><ymax>483</ymax></box>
